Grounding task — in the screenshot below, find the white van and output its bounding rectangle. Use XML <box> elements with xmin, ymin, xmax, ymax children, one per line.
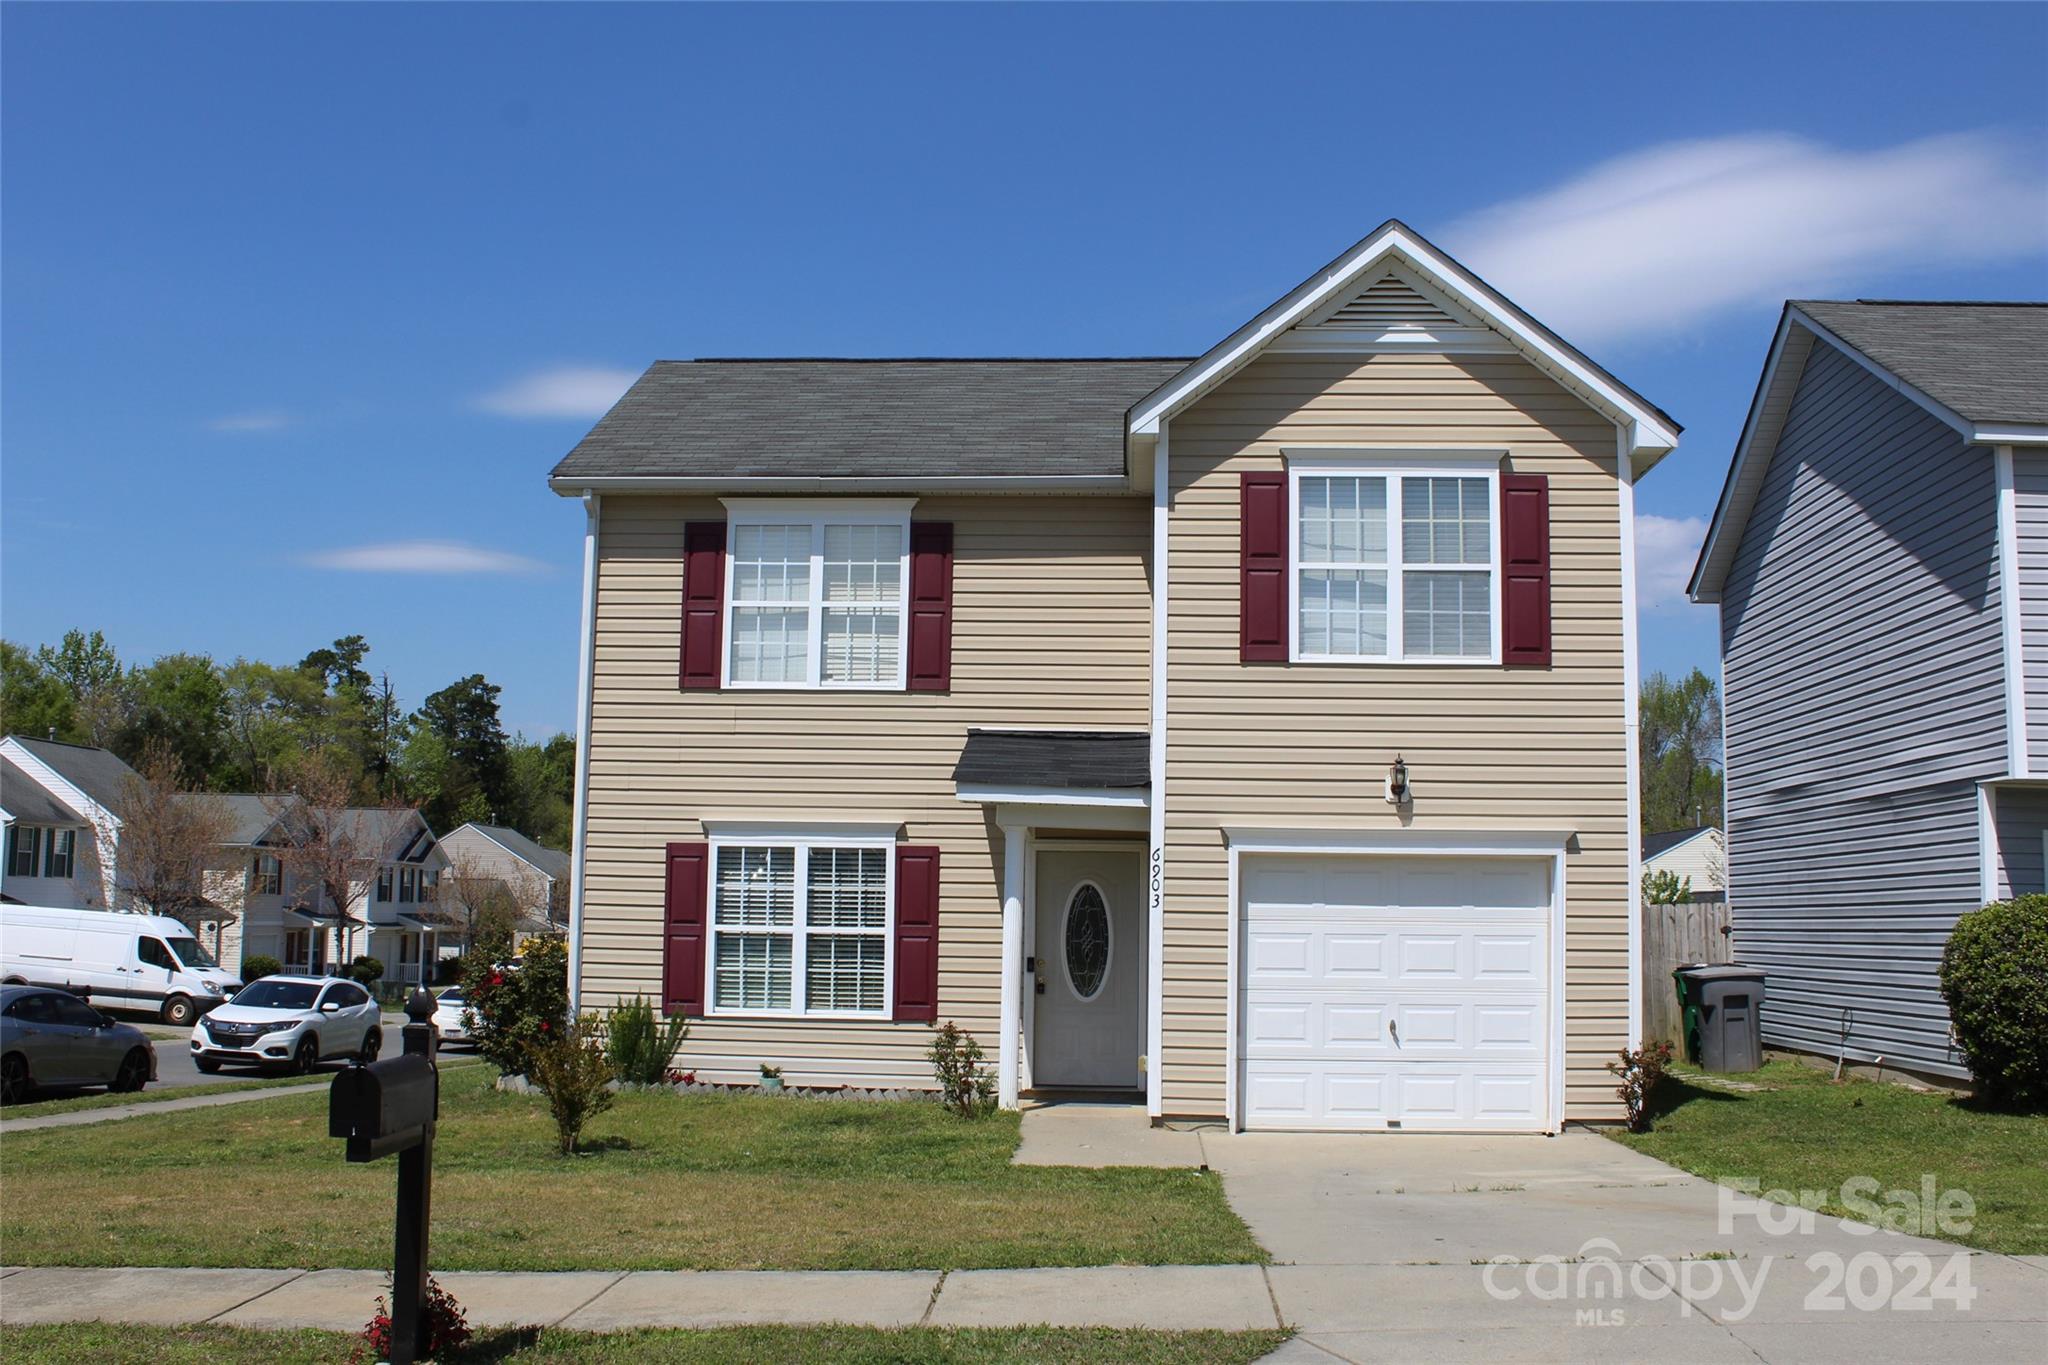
<box><xmin>0</xmin><ymin>904</ymin><xmax>243</xmax><ymax>1026</ymax></box>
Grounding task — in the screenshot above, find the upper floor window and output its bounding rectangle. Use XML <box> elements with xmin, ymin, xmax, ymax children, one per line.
<box><xmin>1291</xmin><ymin>458</ymin><xmax>1500</xmax><ymax>663</ymax></box>
<box><xmin>4</xmin><ymin>826</ymin><xmax>72</xmax><ymax>879</ymax></box>
<box><xmin>376</xmin><ymin>866</ymin><xmax>395</xmax><ymax>903</ymax></box>
<box><xmin>723</xmin><ymin>502</ymin><xmax>911</xmax><ymax>690</ymax></box>
<box><xmin>43</xmin><ymin>829</ymin><xmax>75</xmax><ymax>879</ymax></box>
<box><xmin>709</xmin><ymin>838</ymin><xmax>891</xmax><ymax>1017</ymax></box>
<box><xmin>399</xmin><ymin>866</ymin><xmax>419</xmax><ymax>903</ymax></box>
<box><xmin>251</xmin><ymin>853</ymin><xmax>283</xmax><ymax>897</ymax></box>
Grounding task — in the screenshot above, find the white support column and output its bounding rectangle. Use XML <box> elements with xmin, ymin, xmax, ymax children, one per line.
<box><xmin>998</xmin><ymin>822</ymin><xmax>1027</xmax><ymax>1108</ymax></box>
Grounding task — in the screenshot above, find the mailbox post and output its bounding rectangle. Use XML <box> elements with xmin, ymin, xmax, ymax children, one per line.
<box><xmin>330</xmin><ymin>987</ymin><xmax>439</xmax><ymax>1365</ymax></box>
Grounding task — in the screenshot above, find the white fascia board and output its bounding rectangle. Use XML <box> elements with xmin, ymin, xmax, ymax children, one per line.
<box><xmin>1129</xmin><ymin>224</ymin><xmax>1679</xmax><ymax>461</ymax></box>
<box><xmin>1690</xmin><ymin>311</ymin><xmax>1810</xmax><ymax>604</ymax></box>
<box><xmin>1975</xmin><ymin>423</ymin><xmax>2048</xmax><ymax>446</ymax></box>
<box><xmin>700</xmin><ymin>820</ymin><xmax>904</xmax><ymax>843</ymax></box>
<box><xmin>551</xmin><ymin>475</ymin><xmax>1131</xmax><ymax>497</ymax></box>
<box><xmin>1223</xmin><ymin>826</ymin><xmax>1575</xmax><ymax>855</ymax></box>
<box><xmin>954</xmin><ymin>784</ymin><xmax>1149</xmax><ymax>810</ymax></box>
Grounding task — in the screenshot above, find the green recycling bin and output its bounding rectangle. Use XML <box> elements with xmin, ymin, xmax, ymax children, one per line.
<box><xmin>1673</xmin><ymin>965</ymin><xmax>1707</xmax><ymax>1064</ymax></box>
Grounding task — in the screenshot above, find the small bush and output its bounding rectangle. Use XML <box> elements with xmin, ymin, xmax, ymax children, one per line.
<box><xmin>1609</xmin><ymin>1039</ymin><xmax>1675</xmax><ymax>1133</ymax></box>
<box><xmin>928</xmin><ymin>1021</ymin><xmax>996</xmax><ymax>1117</ymax></box>
<box><xmin>466</xmin><ymin>936</ymin><xmax>568</xmax><ymax>1075</ymax></box>
<box><xmin>348</xmin><ymin>955</ymin><xmax>384</xmax><ymax>987</ymax></box>
<box><xmin>353</xmin><ymin>1274</ymin><xmax>470</xmax><ymax>1363</ymax></box>
<box><xmin>605</xmin><ymin>995</ymin><xmax>690</xmax><ymax>1085</ymax></box>
<box><xmin>239</xmin><ymin>954</ymin><xmax>282</xmax><ymax>983</ymax></box>
<box><xmin>1941</xmin><ymin>896</ymin><xmax>2048</xmax><ymax>1110</ymax></box>
<box><xmin>528</xmin><ymin>1012</ymin><xmax>616</xmax><ymax>1154</ymax></box>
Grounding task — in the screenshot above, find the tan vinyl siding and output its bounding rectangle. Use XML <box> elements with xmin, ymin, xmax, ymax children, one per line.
<box><xmin>582</xmin><ymin>494</ymin><xmax>1151</xmax><ymax>1086</ymax></box>
<box><xmin>1162</xmin><ymin>353</ymin><xmax>1632</xmax><ymax>1121</ymax></box>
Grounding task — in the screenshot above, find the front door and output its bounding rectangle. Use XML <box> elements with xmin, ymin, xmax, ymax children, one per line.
<box><xmin>1032</xmin><ymin>847</ymin><xmax>1144</xmax><ymax>1090</ymax></box>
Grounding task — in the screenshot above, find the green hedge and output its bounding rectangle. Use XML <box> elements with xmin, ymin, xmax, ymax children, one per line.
<box><xmin>1941</xmin><ymin>896</ymin><xmax>2048</xmax><ymax>1110</ymax></box>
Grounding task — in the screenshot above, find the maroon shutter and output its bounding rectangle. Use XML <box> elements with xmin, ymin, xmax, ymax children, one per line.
<box><xmin>1240</xmin><ymin>471</ymin><xmax>1288</xmax><ymax>662</ymax></box>
<box><xmin>678</xmin><ymin>521</ymin><xmax>726</xmax><ymax>690</ymax></box>
<box><xmin>907</xmin><ymin>522</ymin><xmax>954</xmax><ymax>692</ymax></box>
<box><xmin>892</xmin><ymin>845</ymin><xmax>940</xmax><ymax>1022</ymax></box>
<box><xmin>1500</xmin><ymin>474</ymin><xmax>1552</xmax><ymax>667</ymax></box>
<box><xmin>661</xmin><ymin>842</ymin><xmax>709</xmax><ymax>1017</ymax></box>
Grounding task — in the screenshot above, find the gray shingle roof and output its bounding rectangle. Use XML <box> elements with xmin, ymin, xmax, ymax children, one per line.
<box><xmin>2</xmin><ymin>756</ymin><xmax>88</xmax><ymax>827</ymax></box>
<box><xmin>953</xmin><ymin>730</ymin><xmax>1150</xmax><ymax>792</ymax></box>
<box><xmin>550</xmin><ymin>358</ymin><xmax>1192</xmax><ymax>482</ymax></box>
<box><xmin>462</xmin><ymin>823</ymin><xmax>570</xmax><ymax>882</ymax></box>
<box><xmin>1794</xmin><ymin>301</ymin><xmax>2048</xmax><ymax>426</ymax></box>
<box><xmin>7</xmin><ymin>737</ymin><xmax>142</xmax><ymax>813</ymax></box>
<box><xmin>1642</xmin><ymin>825</ymin><xmax>1716</xmax><ymax>861</ymax></box>
<box><xmin>175</xmin><ymin>793</ymin><xmax>287</xmax><ymax>847</ymax></box>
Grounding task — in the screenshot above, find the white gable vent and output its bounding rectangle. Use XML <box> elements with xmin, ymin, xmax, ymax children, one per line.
<box><xmin>1277</xmin><ymin>268</ymin><xmax>1507</xmax><ymax>354</ymax></box>
<box><xmin>1326</xmin><ymin>274</ymin><xmax>1461</xmax><ymax>332</ymax></box>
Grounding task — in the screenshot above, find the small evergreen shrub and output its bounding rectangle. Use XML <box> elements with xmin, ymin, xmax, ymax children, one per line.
<box><xmin>605</xmin><ymin>995</ymin><xmax>690</xmax><ymax>1085</ymax></box>
<box><xmin>1609</xmin><ymin>1039</ymin><xmax>1675</xmax><ymax>1133</ymax></box>
<box><xmin>348</xmin><ymin>955</ymin><xmax>384</xmax><ymax>987</ymax></box>
<box><xmin>928</xmin><ymin>1021</ymin><xmax>996</xmax><ymax>1117</ymax></box>
<box><xmin>528</xmin><ymin>1012</ymin><xmax>616</xmax><ymax>1154</ymax></box>
<box><xmin>1941</xmin><ymin>896</ymin><xmax>2048</xmax><ymax>1110</ymax></box>
<box><xmin>239</xmin><ymin>954</ymin><xmax>282</xmax><ymax>983</ymax></box>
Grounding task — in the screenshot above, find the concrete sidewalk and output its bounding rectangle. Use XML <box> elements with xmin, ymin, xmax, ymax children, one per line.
<box><xmin>0</xmin><ymin>1264</ymin><xmax>1284</xmax><ymax>1333</ymax></box>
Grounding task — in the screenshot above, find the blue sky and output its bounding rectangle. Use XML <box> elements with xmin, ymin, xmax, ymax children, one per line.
<box><xmin>5</xmin><ymin>3</ymin><xmax>2045</xmax><ymax>738</ymax></box>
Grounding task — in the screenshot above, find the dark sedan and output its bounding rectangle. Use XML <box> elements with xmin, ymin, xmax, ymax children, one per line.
<box><xmin>1</xmin><ymin>984</ymin><xmax>157</xmax><ymax>1104</ymax></box>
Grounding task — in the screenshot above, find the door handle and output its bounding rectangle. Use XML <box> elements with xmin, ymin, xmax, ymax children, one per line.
<box><xmin>1034</xmin><ymin>975</ymin><xmax>1046</xmax><ymax>995</ymax></box>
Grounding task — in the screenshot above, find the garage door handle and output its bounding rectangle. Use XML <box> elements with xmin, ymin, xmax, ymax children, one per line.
<box><xmin>1388</xmin><ymin>1020</ymin><xmax>1399</xmax><ymax>1042</ymax></box>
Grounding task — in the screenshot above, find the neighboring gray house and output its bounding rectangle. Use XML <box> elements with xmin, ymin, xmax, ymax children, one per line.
<box><xmin>1690</xmin><ymin>299</ymin><xmax>2048</xmax><ymax>1081</ymax></box>
<box><xmin>436</xmin><ymin>822</ymin><xmax>568</xmax><ymax>953</ymax></box>
<box><xmin>1</xmin><ymin>736</ymin><xmax>143</xmax><ymax>910</ymax></box>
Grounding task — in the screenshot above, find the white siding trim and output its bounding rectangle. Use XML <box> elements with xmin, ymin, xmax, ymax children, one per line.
<box><xmin>953</xmin><ymin>784</ymin><xmax>1148</xmax><ymax>809</ymax></box>
<box><xmin>1618</xmin><ymin>425</ymin><xmax>1645</xmax><ymax>1047</ymax></box>
<box><xmin>1978</xmin><ymin>782</ymin><xmax>1998</xmax><ymax>904</ymax></box>
<box><xmin>1147</xmin><ymin>420</ymin><xmax>1170</xmax><ymax>1119</ymax></box>
<box><xmin>567</xmin><ymin>492</ymin><xmax>600</xmax><ymax>1019</ymax></box>
<box><xmin>999</xmin><ymin>823</ymin><xmax>1025</xmax><ymax>1108</ymax></box>
<box><xmin>1996</xmin><ymin>444</ymin><xmax>2029</xmax><ymax>777</ymax></box>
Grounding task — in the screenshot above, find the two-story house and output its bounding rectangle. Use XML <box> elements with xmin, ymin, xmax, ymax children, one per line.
<box><xmin>438</xmin><ymin>821</ymin><xmax>569</xmax><ymax>954</ymax></box>
<box><xmin>553</xmin><ymin>221</ymin><xmax>1680</xmax><ymax>1132</ymax></box>
<box><xmin>1</xmin><ymin>735</ymin><xmax>138</xmax><ymax>910</ymax></box>
<box><xmin>1690</xmin><ymin>300</ymin><xmax>2048</xmax><ymax>1083</ymax></box>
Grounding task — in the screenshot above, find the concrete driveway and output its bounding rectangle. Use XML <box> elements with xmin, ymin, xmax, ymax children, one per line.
<box><xmin>1200</xmin><ymin>1128</ymin><xmax>2046</xmax><ymax>1364</ymax></box>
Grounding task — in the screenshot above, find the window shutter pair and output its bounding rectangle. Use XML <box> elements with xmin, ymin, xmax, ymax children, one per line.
<box><xmin>1236</xmin><ymin>470</ymin><xmax>1552</xmax><ymax>666</ymax></box>
<box><xmin>678</xmin><ymin>520</ymin><xmax>953</xmax><ymax>691</ymax></box>
<box><xmin>660</xmin><ymin>842</ymin><xmax>941</xmax><ymax>1022</ymax></box>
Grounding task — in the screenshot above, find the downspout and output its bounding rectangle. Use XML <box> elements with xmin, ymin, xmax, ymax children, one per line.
<box><xmin>1146</xmin><ymin>422</ymin><xmax>1169</xmax><ymax>1120</ymax></box>
<box><xmin>567</xmin><ymin>491</ymin><xmax>601</xmax><ymax>1019</ymax></box>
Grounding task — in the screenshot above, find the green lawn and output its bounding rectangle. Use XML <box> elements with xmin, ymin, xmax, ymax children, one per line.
<box><xmin>0</xmin><ymin>1324</ymin><xmax>1290</xmax><ymax>1365</ymax></box>
<box><xmin>1611</xmin><ymin>1060</ymin><xmax>2048</xmax><ymax>1253</ymax></box>
<box><xmin>1</xmin><ymin>1058</ymin><xmax>482</xmax><ymax>1120</ymax></box>
<box><xmin>0</xmin><ymin>1066</ymin><xmax>1262</xmax><ymax>1271</ymax></box>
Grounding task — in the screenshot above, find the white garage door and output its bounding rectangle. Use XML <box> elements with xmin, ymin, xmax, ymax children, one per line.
<box><xmin>1239</xmin><ymin>854</ymin><xmax>1554</xmax><ymax>1133</ymax></box>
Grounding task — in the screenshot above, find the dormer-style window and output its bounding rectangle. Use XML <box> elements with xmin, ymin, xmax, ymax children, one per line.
<box><xmin>722</xmin><ymin>500</ymin><xmax>913</xmax><ymax>690</ymax></box>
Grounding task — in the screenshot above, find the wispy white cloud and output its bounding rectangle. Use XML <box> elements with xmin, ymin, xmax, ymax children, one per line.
<box><xmin>302</xmin><ymin>540</ymin><xmax>552</xmax><ymax>576</ymax></box>
<box><xmin>1635</xmin><ymin>513</ymin><xmax>1709</xmax><ymax>612</ymax></box>
<box><xmin>208</xmin><ymin>411</ymin><xmax>296</xmax><ymax>433</ymax></box>
<box><xmin>1446</xmin><ymin>132</ymin><xmax>2048</xmax><ymax>342</ymax></box>
<box><xmin>474</xmin><ymin>365</ymin><xmax>639</xmax><ymax>419</ymax></box>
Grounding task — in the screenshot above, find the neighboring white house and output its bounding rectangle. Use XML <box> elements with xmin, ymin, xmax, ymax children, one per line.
<box><xmin>1</xmin><ymin>735</ymin><xmax>139</xmax><ymax>910</ymax></box>
<box><xmin>436</xmin><ymin>822</ymin><xmax>568</xmax><ymax>954</ymax></box>
<box><xmin>1642</xmin><ymin>826</ymin><xmax>1726</xmax><ymax>899</ymax></box>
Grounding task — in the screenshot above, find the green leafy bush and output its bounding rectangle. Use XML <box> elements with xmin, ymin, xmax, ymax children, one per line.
<box><xmin>349</xmin><ymin>955</ymin><xmax>384</xmax><ymax>987</ymax></box>
<box><xmin>465</xmin><ymin>935</ymin><xmax>568</xmax><ymax>1075</ymax></box>
<box><xmin>605</xmin><ymin>995</ymin><xmax>690</xmax><ymax>1085</ymax></box>
<box><xmin>239</xmin><ymin>954</ymin><xmax>282</xmax><ymax>983</ymax></box>
<box><xmin>928</xmin><ymin>1021</ymin><xmax>996</xmax><ymax>1117</ymax></box>
<box><xmin>528</xmin><ymin>1012</ymin><xmax>616</xmax><ymax>1154</ymax></box>
<box><xmin>1941</xmin><ymin>897</ymin><xmax>2048</xmax><ymax>1110</ymax></box>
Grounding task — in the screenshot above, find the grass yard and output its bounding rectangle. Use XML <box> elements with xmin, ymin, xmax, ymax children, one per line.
<box><xmin>1611</xmin><ymin>1060</ymin><xmax>2048</xmax><ymax>1254</ymax></box>
<box><xmin>1</xmin><ymin>1058</ymin><xmax>483</xmax><ymax>1120</ymax></box>
<box><xmin>0</xmin><ymin>1066</ymin><xmax>1262</xmax><ymax>1271</ymax></box>
<box><xmin>0</xmin><ymin>1324</ymin><xmax>1291</xmax><ymax>1365</ymax></box>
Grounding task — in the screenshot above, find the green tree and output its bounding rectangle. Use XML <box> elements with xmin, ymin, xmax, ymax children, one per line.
<box><xmin>122</xmin><ymin>653</ymin><xmax>230</xmax><ymax>786</ymax></box>
<box><xmin>1640</xmin><ymin>668</ymin><xmax>1723</xmax><ymax>834</ymax></box>
<box><xmin>418</xmin><ymin>674</ymin><xmax>511</xmax><ymax>819</ymax></box>
<box><xmin>36</xmin><ymin>629</ymin><xmax>129</xmax><ymax>746</ymax></box>
<box><xmin>0</xmin><ymin>640</ymin><xmax>79</xmax><ymax>742</ymax></box>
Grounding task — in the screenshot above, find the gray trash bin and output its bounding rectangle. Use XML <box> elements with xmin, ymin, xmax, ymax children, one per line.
<box><xmin>1680</xmin><ymin>964</ymin><xmax>1767</xmax><ymax>1073</ymax></box>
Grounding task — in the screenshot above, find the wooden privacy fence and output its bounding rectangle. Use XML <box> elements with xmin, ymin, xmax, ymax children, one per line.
<box><xmin>1640</xmin><ymin>898</ymin><xmax>1734</xmax><ymax>1047</ymax></box>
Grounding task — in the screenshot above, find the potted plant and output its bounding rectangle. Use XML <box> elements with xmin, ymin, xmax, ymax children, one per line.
<box><xmin>758</xmin><ymin>1063</ymin><xmax>784</xmax><ymax>1094</ymax></box>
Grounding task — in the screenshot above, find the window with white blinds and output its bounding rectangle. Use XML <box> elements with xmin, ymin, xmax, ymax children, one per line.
<box><xmin>710</xmin><ymin>840</ymin><xmax>892</xmax><ymax>1016</ymax></box>
<box><xmin>724</xmin><ymin>506</ymin><xmax>909</xmax><ymax>689</ymax></box>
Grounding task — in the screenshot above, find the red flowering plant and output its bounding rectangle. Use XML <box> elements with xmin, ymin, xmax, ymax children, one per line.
<box><xmin>464</xmin><ymin>936</ymin><xmax>568</xmax><ymax>1076</ymax></box>
<box><xmin>350</xmin><ymin>1275</ymin><xmax>471</xmax><ymax>1362</ymax></box>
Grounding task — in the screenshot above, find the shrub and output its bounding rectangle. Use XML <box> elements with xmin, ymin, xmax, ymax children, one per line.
<box><xmin>1608</xmin><ymin>1039</ymin><xmax>1675</xmax><ymax>1133</ymax></box>
<box><xmin>1941</xmin><ymin>896</ymin><xmax>2048</xmax><ymax>1110</ymax></box>
<box><xmin>465</xmin><ymin>936</ymin><xmax>568</xmax><ymax>1075</ymax></box>
<box><xmin>348</xmin><ymin>955</ymin><xmax>385</xmax><ymax>987</ymax></box>
<box><xmin>605</xmin><ymin>995</ymin><xmax>690</xmax><ymax>1085</ymax></box>
<box><xmin>528</xmin><ymin>1012</ymin><xmax>616</xmax><ymax>1154</ymax></box>
<box><xmin>239</xmin><ymin>954</ymin><xmax>282</xmax><ymax>983</ymax></box>
<box><xmin>928</xmin><ymin>1021</ymin><xmax>996</xmax><ymax>1117</ymax></box>
<box><xmin>353</xmin><ymin>1274</ymin><xmax>470</xmax><ymax>1363</ymax></box>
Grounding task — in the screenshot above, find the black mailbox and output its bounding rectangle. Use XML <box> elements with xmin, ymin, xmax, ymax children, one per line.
<box><xmin>330</xmin><ymin>1054</ymin><xmax>439</xmax><ymax>1162</ymax></box>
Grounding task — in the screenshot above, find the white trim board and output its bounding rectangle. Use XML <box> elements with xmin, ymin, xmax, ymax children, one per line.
<box><xmin>1996</xmin><ymin>445</ymin><xmax>2030</xmax><ymax>776</ymax></box>
<box><xmin>1145</xmin><ymin>420</ymin><xmax>1171</xmax><ymax>1119</ymax></box>
<box><xmin>1617</xmin><ymin>424</ymin><xmax>1645</xmax><ymax>1049</ymax></box>
<box><xmin>953</xmin><ymin>784</ymin><xmax>1149</xmax><ymax>810</ymax></box>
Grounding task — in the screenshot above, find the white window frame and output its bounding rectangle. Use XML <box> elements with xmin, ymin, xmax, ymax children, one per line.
<box><xmin>44</xmin><ymin>828</ymin><xmax>76</xmax><ymax>879</ymax></box>
<box><xmin>1285</xmin><ymin>451</ymin><xmax>1504</xmax><ymax>666</ymax></box>
<box><xmin>376</xmin><ymin>866</ymin><xmax>395</xmax><ymax>903</ymax></box>
<box><xmin>7</xmin><ymin>825</ymin><xmax>44</xmax><ymax>878</ymax></box>
<box><xmin>703</xmin><ymin>828</ymin><xmax>897</xmax><ymax>1020</ymax></box>
<box><xmin>719</xmin><ymin>498</ymin><xmax>917</xmax><ymax>692</ymax></box>
<box><xmin>399</xmin><ymin>866</ymin><xmax>419</xmax><ymax>903</ymax></box>
<box><xmin>251</xmin><ymin>853</ymin><xmax>283</xmax><ymax>897</ymax></box>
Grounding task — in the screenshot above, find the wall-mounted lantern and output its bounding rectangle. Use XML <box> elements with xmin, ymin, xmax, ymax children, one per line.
<box><xmin>1385</xmin><ymin>756</ymin><xmax>1411</xmax><ymax>806</ymax></box>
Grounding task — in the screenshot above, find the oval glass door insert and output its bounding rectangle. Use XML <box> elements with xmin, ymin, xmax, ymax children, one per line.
<box><xmin>1063</xmin><ymin>882</ymin><xmax>1111</xmax><ymax>1000</ymax></box>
